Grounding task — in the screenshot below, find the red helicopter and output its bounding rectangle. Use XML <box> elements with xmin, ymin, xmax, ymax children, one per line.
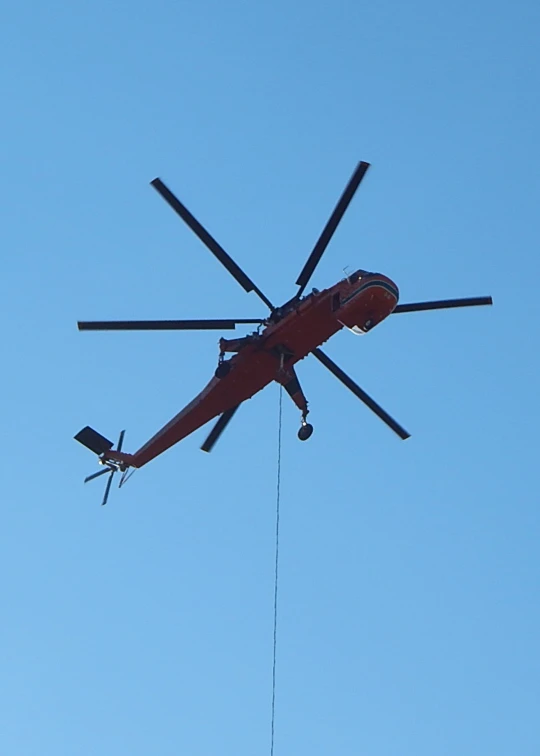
<box><xmin>75</xmin><ymin>161</ymin><xmax>492</xmax><ymax>504</ymax></box>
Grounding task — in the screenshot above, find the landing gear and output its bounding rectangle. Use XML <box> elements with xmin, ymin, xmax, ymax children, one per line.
<box><xmin>298</xmin><ymin>408</ymin><xmax>313</xmax><ymax>441</ymax></box>
<box><xmin>275</xmin><ymin>365</ymin><xmax>314</xmax><ymax>442</ymax></box>
<box><xmin>298</xmin><ymin>421</ymin><xmax>313</xmax><ymax>441</ymax></box>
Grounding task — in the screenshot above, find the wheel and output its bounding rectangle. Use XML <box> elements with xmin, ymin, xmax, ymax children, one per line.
<box><xmin>297</xmin><ymin>423</ymin><xmax>313</xmax><ymax>441</ymax></box>
<box><xmin>214</xmin><ymin>362</ymin><xmax>231</xmax><ymax>379</ymax></box>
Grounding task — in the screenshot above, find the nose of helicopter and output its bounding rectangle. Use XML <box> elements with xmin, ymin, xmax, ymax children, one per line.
<box><xmin>339</xmin><ymin>271</ymin><xmax>399</xmax><ymax>333</ymax></box>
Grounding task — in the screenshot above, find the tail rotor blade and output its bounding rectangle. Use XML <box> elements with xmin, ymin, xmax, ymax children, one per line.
<box><xmin>84</xmin><ymin>467</ymin><xmax>112</xmax><ymax>484</ymax></box>
<box><xmin>312</xmin><ymin>348</ymin><xmax>410</xmax><ymax>440</ymax></box>
<box><xmin>117</xmin><ymin>430</ymin><xmax>125</xmax><ymax>452</ymax></box>
<box><xmin>101</xmin><ymin>471</ymin><xmax>115</xmax><ymax>506</ymax></box>
<box><xmin>201</xmin><ymin>405</ymin><xmax>241</xmax><ymax>452</ymax></box>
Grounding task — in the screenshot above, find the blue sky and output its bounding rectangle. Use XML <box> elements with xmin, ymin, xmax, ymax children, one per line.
<box><xmin>1</xmin><ymin>0</ymin><xmax>539</xmax><ymax>753</ymax></box>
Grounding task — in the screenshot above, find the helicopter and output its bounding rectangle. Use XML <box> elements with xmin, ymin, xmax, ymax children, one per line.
<box><xmin>75</xmin><ymin>160</ymin><xmax>492</xmax><ymax>504</ymax></box>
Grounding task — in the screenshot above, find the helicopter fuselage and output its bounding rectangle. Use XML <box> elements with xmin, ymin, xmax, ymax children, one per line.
<box><xmin>76</xmin><ymin>160</ymin><xmax>492</xmax><ymax>502</ymax></box>
<box><xmin>108</xmin><ymin>271</ymin><xmax>398</xmax><ymax>468</ymax></box>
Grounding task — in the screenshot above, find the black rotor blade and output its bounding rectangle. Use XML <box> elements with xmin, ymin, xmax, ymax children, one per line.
<box><xmin>392</xmin><ymin>296</ymin><xmax>493</xmax><ymax>314</ymax></box>
<box><xmin>78</xmin><ymin>319</ymin><xmax>265</xmax><ymax>331</ymax></box>
<box><xmin>296</xmin><ymin>161</ymin><xmax>370</xmax><ymax>296</ymax></box>
<box><xmin>200</xmin><ymin>404</ymin><xmax>241</xmax><ymax>453</ymax></box>
<box><xmin>84</xmin><ymin>467</ymin><xmax>112</xmax><ymax>484</ymax></box>
<box><xmin>312</xmin><ymin>348</ymin><xmax>410</xmax><ymax>440</ymax></box>
<box><xmin>117</xmin><ymin>430</ymin><xmax>125</xmax><ymax>452</ymax></box>
<box><xmin>101</xmin><ymin>471</ymin><xmax>115</xmax><ymax>506</ymax></box>
<box><xmin>151</xmin><ymin>178</ymin><xmax>274</xmax><ymax>310</ymax></box>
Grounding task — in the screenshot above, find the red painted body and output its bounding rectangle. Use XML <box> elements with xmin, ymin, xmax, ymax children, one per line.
<box><xmin>108</xmin><ymin>271</ymin><xmax>398</xmax><ymax>468</ymax></box>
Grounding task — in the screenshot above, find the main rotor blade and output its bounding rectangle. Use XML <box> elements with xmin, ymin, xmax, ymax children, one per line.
<box><xmin>101</xmin><ymin>471</ymin><xmax>115</xmax><ymax>506</ymax></box>
<box><xmin>200</xmin><ymin>404</ymin><xmax>241</xmax><ymax>453</ymax></box>
<box><xmin>78</xmin><ymin>319</ymin><xmax>265</xmax><ymax>331</ymax></box>
<box><xmin>151</xmin><ymin>178</ymin><xmax>274</xmax><ymax>310</ymax></box>
<box><xmin>392</xmin><ymin>296</ymin><xmax>493</xmax><ymax>314</ymax></box>
<box><xmin>296</xmin><ymin>161</ymin><xmax>370</xmax><ymax>296</ymax></box>
<box><xmin>312</xmin><ymin>348</ymin><xmax>410</xmax><ymax>440</ymax></box>
<box><xmin>84</xmin><ymin>467</ymin><xmax>112</xmax><ymax>483</ymax></box>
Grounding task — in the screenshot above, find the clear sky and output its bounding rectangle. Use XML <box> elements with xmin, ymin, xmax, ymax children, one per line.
<box><xmin>1</xmin><ymin>0</ymin><xmax>539</xmax><ymax>754</ymax></box>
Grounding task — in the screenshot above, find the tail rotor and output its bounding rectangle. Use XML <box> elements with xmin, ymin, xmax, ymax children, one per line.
<box><xmin>75</xmin><ymin>427</ymin><xmax>126</xmax><ymax>505</ymax></box>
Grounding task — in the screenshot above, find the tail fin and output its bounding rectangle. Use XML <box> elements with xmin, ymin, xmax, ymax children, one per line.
<box><xmin>74</xmin><ymin>426</ymin><xmax>114</xmax><ymax>456</ymax></box>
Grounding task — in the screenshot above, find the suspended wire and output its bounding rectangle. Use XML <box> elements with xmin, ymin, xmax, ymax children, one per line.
<box><xmin>270</xmin><ymin>385</ymin><xmax>283</xmax><ymax>756</ymax></box>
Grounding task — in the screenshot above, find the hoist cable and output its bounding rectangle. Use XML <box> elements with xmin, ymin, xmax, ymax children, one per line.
<box><xmin>270</xmin><ymin>385</ymin><xmax>283</xmax><ymax>756</ymax></box>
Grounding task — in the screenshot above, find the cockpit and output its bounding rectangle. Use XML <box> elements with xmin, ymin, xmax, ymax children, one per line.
<box><xmin>347</xmin><ymin>269</ymin><xmax>373</xmax><ymax>284</ymax></box>
<box><xmin>340</xmin><ymin>269</ymin><xmax>399</xmax><ymax>335</ymax></box>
